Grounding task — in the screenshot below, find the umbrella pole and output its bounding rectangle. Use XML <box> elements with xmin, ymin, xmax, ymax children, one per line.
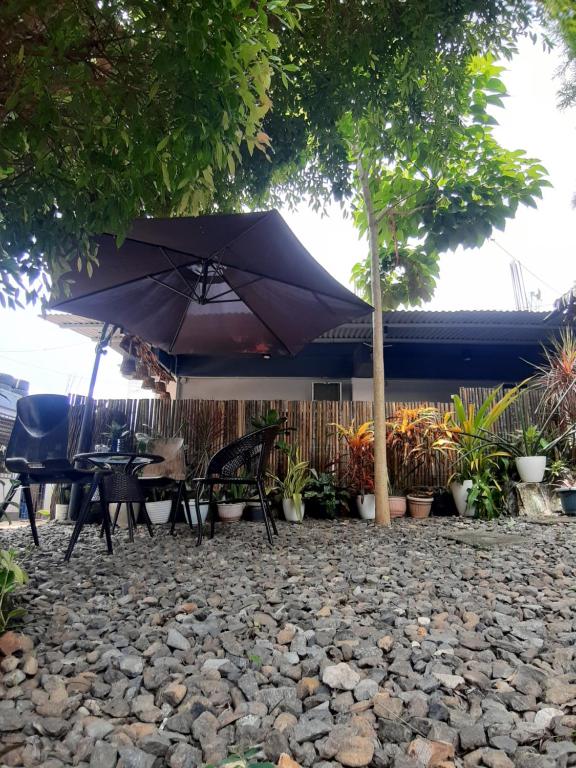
<box><xmin>69</xmin><ymin>323</ymin><xmax>114</xmax><ymax>520</ymax></box>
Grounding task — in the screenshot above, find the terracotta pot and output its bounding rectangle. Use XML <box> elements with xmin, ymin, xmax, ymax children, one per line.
<box><xmin>406</xmin><ymin>495</ymin><xmax>433</xmax><ymax>519</ymax></box>
<box><xmin>516</xmin><ymin>456</ymin><xmax>546</xmax><ymax>483</ymax></box>
<box><xmin>389</xmin><ymin>496</ymin><xmax>406</xmax><ymax>518</ymax></box>
<box><xmin>356</xmin><ymin>494</ymin><xmax>375</xmax><ymax>520</ymax></box>
<box><xmin>217</xmin><ymin>502</ymin><xmax>244</xmax><ymax>522</ymax></box>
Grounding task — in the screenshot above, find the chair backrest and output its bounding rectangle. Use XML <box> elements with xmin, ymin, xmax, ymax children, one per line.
<box><xmin>206</xmin><ymin>425</ymin><xmax>280</xmax><ymax>479</ymax></box>
<box><xmin>140</xmin><ymin>437</ymin><xmax>186</xmax><ymax>480</ymax></box>
<box><xmin>5</xmin><ymin>394</ymin><xmax>71</xmax><ymax>474</ymax></box>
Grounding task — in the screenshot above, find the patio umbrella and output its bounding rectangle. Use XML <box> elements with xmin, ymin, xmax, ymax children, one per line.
<box><xmin>50</xmin><ymin>210</ymin><xmax>371</xmax><ymax>357</ymax></box>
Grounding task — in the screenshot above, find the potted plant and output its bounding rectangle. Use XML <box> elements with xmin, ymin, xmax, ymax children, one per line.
<box><xmin>271</xmin><ymin>448</ymin><xmax>311</xmax><ymax>522</ymax></box>
<box><xmin>304</xmin><ymin>469</ymin><xmax>350</xmax><ymax>519</ymax></box>
<box><xmin>448</xmin><ymin>386</ymin><xmax>520</xmax><ymax>516</ymax></box>
<box><xmin>557</xmin><ymin>474</ymin><xmax>576</xmax><ymax>515</ymax></box>
<box><xmin>217</xmin><ymin>477</ymin><xmax>247</xmax><ymax>522</ymax></box>
<box><xmin>101</xmin><ymin>419</ymin><xmax>132</xmax><ymax>452</ymax></box>
<box><xmin>332</xmin><ymin>421</ymin><xmax>375</xmax><ymax>519</ymax></box>
<box><xmin>386</xmin><ymin>407</ymin><xmax>456</xmax><ymax>519</ymax></box>
<box><xmin>387</xmin><ymin>481</ymin><xmax>406</xmax><ymax>518</ymax></box>
<box><xmin>53</xmin><ymin>484</ymin><xmax>71</xmax><ymax>522</ymax></box>
<box><xmin>406</xmin><ymin>486</ymin><xmax>435</xmax><ymax>518</ymax></box>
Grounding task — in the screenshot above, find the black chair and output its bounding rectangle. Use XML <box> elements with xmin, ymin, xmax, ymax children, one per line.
<box><xmin>5</xmin><ymin>394</ymin><xmax>113</xmax><ymax>561</ymax></box>
<box><xmin>189</xmin><ymin>425</ymin><xmax>280</xmax><ymax>546</ymax></box>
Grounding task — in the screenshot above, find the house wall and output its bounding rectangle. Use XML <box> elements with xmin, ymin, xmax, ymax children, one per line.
<box><xmin>177</xmin><ymin>376</ymin><xmax>503</xmax><ymax>402</ymax></box>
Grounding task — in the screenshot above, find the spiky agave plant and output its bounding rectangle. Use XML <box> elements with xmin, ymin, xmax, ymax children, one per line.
<box><xmin>533</xmin><ymin>328</ymin><xmax>576</xmax><ymax>434</ymax></box>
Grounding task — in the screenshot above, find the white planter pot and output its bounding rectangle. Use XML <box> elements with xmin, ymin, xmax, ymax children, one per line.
<box><xmin>282</xmin><ymin>498</ymin><xmax>305</xmax><ymax>523</ymax></box>
<box><xmin>356</xmin><ymin>494</ymin><xmax>375</xmax><ymax>520</ymax></box>
<box><xmin>516</xmin><ymin>456</ymin><xmax>546</xmax><ymax>483</ymax></box>
<box><xmin>55</xmin><ymin>504</ymin><xmax>69</xmax><ymax>522</ymax></box>
<box><xmin>182</xmin><ymin>501</ymin><xmax>210</xmax><ymax>526</ymax></box>
<box><xmin>145</xmin><ymin>500</ymin><xmax>172</xmax><ymax>524</ymax></box>
<box><xmin>451</xmin><ymin>481</ymin><xmax>475</xmax><ymax>517</ymax></box>
<box><xmin>217</xmin><ymin>502</ymin><xmax>244</xmax><ymax>522</ymax></box>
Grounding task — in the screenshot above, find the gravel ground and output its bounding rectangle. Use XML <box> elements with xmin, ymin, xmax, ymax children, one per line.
<box><xmin>0</xmin><ymin>517</ymin><xmax>575</xmax><ymax>768</ymax></box>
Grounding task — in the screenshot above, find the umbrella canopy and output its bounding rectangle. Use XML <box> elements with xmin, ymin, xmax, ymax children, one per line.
<box><xmin>49</xmin><ymin>210</ymin><xmax>371</xmax><ymax>357</ymax></box>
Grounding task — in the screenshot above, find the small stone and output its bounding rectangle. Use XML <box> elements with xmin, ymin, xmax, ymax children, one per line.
<box><xmin>532</xmin><ymin>707</ymin><xmax>564</xmax><ymax>730</ymax></box>
<box><xmin>433</xmin><ymin>673</ymin><xmax>465</xmax><ymax>690</ymax></box>
<box><xmin>169</xmin><ymin>743</ymin><xmax>202</xmax><ymax>768</ymax></box>
<box><xmin>354</xmin><ymin>679</ymin><xmax>379</xmax><ymax>701</ymax></box>
<box><xmin>0</xmin><ymin>632</ymin><xmax>33</xmax><ymax>657</ymax></box>
<box><xmin>274</xmin><ymin>712</ymin><xmax>298</xmax><ymax>732</ymax></box>
<box><xmin>161</xmin><ymin>681</ymin><xmax>187</xmax><ymax>707</ymax></box>
<box><xmin>22</xmin><ymin>656</ymin><xmax>39</xmax><ymax>676</ymax></box>
<box><xmin>90</xmin><ymin>741</ymin><xmax>118</xmax><ymax>768</ymax></box>
<box><xmin>407</xmin><ymin>738</ymin><xmax>454</xmax><ymax>768</ymax></box>
<box><xmin>117</xmin><ymin>746</ymin><xmax>156</xmax><ymax>768</ymax></box>
<box><xmin>278</xmin><ymin>754</ymin><xmax>302</xmax><ymax>768</ymax></box>
<box><xmin>322</xmin><ymin>662</ymin><xmax>361</xmax><ymax>690</ymax></box>
<box><xmin>377</xmin><ymin>636</ymin><xmax>394</xmax><ymax>652</ymax></box>
<box><xmin>336</xmin><ymin>736</ymin><xmax>375</xmax><ymax>767</ymax></box>
<box><xmin>293</xmin><ymin>717</ymin><xmax>332</xmax><ymax>742</ymax></box>
<box><xmin>481</xmin><ymin>749</ymin><xmax>514</xmax><ymax>768</ymax></box>
<box><xmin>83</xmin><ymin>717</ymin><xmax>115</xmax><ymax>740</ymax></box>
<box><xmin>119</xmin><ymin>655</ymin><xmax>144</xmax><ymax>677</ymax></box>
<box><xmin>166</xmin><ymin>629</ymin><xmax>191</xmax><ymax>652</ymax></box>
<box><xmin>277</xmin><ymin>625</ymin><xmax>297</xmax><ymax>645</ymax></box>
<box><xmin>459</xmin><ymin>724</ymin><xmax>487</xmax><ymax>751</ymax></box>
<box><xmin>297</xmin><ymin>677</ymin><xmax>320</xmax><ymax>699</ymax></box>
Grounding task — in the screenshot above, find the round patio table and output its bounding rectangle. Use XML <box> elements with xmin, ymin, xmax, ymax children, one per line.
<box><xmin>74</xmin><ymin>451</ymin><xmax>163</xmax><ymax>475</ymax></box>
<box><xmin>74</xmin><ymin>452</ymin><xmax>164</xmax><ymax>541</ymax></box>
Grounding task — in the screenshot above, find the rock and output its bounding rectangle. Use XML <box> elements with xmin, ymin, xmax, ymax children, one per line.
<box><xmin>293</xmin><ymin>716</ymin><xmax>332</xmax><ymax>742</ymax></box>
<box><xmin>160</xmin><ymin>681</ymin><xmax>187</xmax><ymax>706</ymax></box>
<box><xmin>336</xmin><ymin>736</ymin><xmax>375</xmax><ymax>767</ymax></box>
<box><xmin>373</xmin><ymin>693</ymin><xmax>403</xmax><ymax>719</ymax></box>
<box><xmin>0</xmin><ymin>632</ymin><xmax>33</xmax><ymax>657</ymax></box>
<box><xmin>277</xmin><ymin>625</ymin><xmax>297</xmax><ymax>645</ymax></box>
<box><xmin>533</xmin><ymin>707</ymin><xmax>564</xmax><ymax>730</ymax></box>
<box><xmin>433</xmin><ymin>673</ymin><xmax>465</xmax><ymax>690</ymax></box>
<box><xmin>322</xmin><ymin>663</ymin><xmax>361</xmax><ymax>691</ymax></box>
<box><xmin>459</xmin><ymin>725</ymin><xmax>487</xmax><ymax>751</ymax></box>
<box><xmin>117</xmin><ymin>746</ymin><xmax>156</xmax><ymax>768</ymax></box>
<box><xmin>377</xmin><ymin>636</ymin><xmax>394</xmax><ymax>652</ymax></box>
<box><xmin>407</xmin><ymin>738</ymin><xmax>455</xmax><ymax>767</ymax></box>
<box><xmin>378</xmin><ymin>719</ymin><xmax>412</xmax><ymax>744</ymax></box>
<box><xmin>169</xmin><ymin>743</ymin><xmax>203</xmax><ymax>768</ymax></box>
<box><xmin>481</xmin><ymin>750</ymin><xmax>514</xmax><ymax>768</ymax></box>
<box><xmin>278</xmin><ymin>754</ymin><xmax>302</xmax><ymax>768</ymax></box>
<box><xmin>90</xmin><ymin>741</ymin><xmax>118</xmax><ymax>768</ymax></box>
<box><xmin>297</xmin><ymin>677</ymin><xmax>320</xmax><ymax>699</ymax></box>
<box><xmin>119</xmin><ymin>655</ymin><xmax>144</xmax><ymax>677</ymax></box>
<box><xmin>83</xmin><ymin>717</ymin><xmax>115</xmax><ymax>740</ymax></box>
<box><xmin>274</xmin><ymin>712</ymin><xmax>298</xmax><ymax>732</ymax></box>
<box><xmin>22</xmin><ymin>656</ymin><xmax>39</xmax><ymax>676</ymax></box>
<box><xmin>166</xmin><ymin>629</ymin><xmax>191</xmax><ymax>652</ymax></box>
<box><xmin>543</xmin><ymin>679</ymin><xmax>576</xmax><ymax>706</ymax></box>
<box><xmin>354</xmin><ymin>678</ymin><xmax>379</xmax><ymax>701</ymax></box>
<box><xmin>264</xmin><ymin>730</ymin><xmax>290</xmax><ymax>762</ymax></box>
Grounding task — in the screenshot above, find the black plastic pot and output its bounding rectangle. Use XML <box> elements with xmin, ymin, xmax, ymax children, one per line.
<box><xmin>244</xmin><ymin>504</ymin><xmax>266</xmax><ymax>522</ymax></box>
<box><xmin>558</xmin><ymin>488</ymin><xmax>576</xmax><ymax>515</ymax></box>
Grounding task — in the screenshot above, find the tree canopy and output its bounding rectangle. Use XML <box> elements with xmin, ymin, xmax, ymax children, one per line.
<box><xmin>0</xmin><ymin>0</ymin><xmax>300</xmax><ymax>304</ymax></box>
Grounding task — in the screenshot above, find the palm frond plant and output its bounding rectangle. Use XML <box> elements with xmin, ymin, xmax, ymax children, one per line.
<box><xmin>0</xmin><ymin>549</ymin><xmax>28</xmax><ymax>633</ymax></box>
<box><xmin>270</xmin><ymin>447</ymin><xmax>311</xmax><ymax>522</ymax></box>
<box><xmin>532</xmin><ymin>328</ymin><xmax>576</xmax><ymax>433</ymax></box>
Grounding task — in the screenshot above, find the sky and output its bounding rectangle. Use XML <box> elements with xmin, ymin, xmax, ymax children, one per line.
<box><xmin>0</xmin><ymin>36</ymin><xmax>574</xmax><ymax>399</ymax></box>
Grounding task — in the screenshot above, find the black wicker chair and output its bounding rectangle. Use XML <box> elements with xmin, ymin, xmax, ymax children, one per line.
<box><xmin>189</xmin><ymin>425</ymin><xmax>280</xmax><ymax>545</ymax></box>
<box><xmin>5</xmin><ymin>394</ymin><xmax>112</xmax><ymax>561</ymax></box>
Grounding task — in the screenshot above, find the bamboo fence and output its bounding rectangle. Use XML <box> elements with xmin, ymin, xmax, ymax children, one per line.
<box><xmin>64</xmin><ymin>386</ymin><xmax>542</xmax><ymax>486</ymax></box>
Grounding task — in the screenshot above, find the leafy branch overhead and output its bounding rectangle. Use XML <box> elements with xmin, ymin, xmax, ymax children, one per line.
<box><xmin>0</xmin><ymin>0</ymin><xmax>302</xmax><ymax>305</ymax></box>
<box><xmin>349</xmin><ymin>56</ymin><xmax>550</xmax><ymax>308</ymax></box>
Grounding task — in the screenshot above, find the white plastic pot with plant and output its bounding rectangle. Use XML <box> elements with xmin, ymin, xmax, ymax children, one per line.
<box><xmin>271</xmin><ymin>449</ymin><xmax>311</xmax><ymax>523</ymax></box>
<box><xmin>217</xmin><ymin>477</ymin><xmax>247</xmax><ymax>522</ymax></box>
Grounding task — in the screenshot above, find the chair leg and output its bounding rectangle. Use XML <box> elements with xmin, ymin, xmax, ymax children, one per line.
<box><xmin>111</xmin><ymin>503</ymin><xmax>121</xmax><ymax>534</ymax></box>
<box><xmin>264</xmin><ymin>485</ymin><xmax>279</xmax><ymax>536</ymax></box>
<box><xmin>22</xmin><ymin>485</ymin><xmax>39</xmax><ymax>547</ymax></box>
<box><xmin>209</xmin><ymin>484</ymin><xmax>216</xmax><ymax>539</ymax></box>
<box><xmin>0</xmin><ymin>479</ymin><xmax>19</xmax><ymax>523</ymax></box>
<box><xmin>140</xmin><ymin>502</ymin><xmax>154</xmax><ymax>538</ymax></box>
<box><xmin>126</xmin><ymin>502</ymin><xmax>135</xmax><ymax>542</ymax></box>
<box><xmin>98</xmin><ymin>480</ymin><xmax>113</xmax><ymax>555</ymax></box>
<box><xmin>257</xmin><ymin>480</ymin><xmax>274</xmax><ymax>546</ymax></box>
<box><xmin>65</xmin><ymin>477</ymin><xmax>98</xmax><ymax>561</ymax></box>
<box><xmin>170</xmin><ymin>482</ymin><xmax>184</xmax><ymax>535</ymax></box>
<box><xmin>194</xmin><ymin>482</ymin><xmax>204</xmax><ymax>547</ymax></box>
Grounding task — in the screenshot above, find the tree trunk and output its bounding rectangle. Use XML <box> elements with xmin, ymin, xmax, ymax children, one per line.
<box><xmin>357</xmin><ymin>155</ymin><xmax>390</xmax><ymax>526</ymax></box>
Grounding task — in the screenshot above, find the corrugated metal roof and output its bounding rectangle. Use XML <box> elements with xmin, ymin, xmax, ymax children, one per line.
<box><xmin>317</xmin><ymin>310</ymin><xmax>563</xmax><ymax>345</ymax></box>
